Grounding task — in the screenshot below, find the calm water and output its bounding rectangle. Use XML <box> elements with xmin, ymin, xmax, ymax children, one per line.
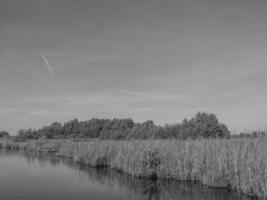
<box><xmin>0</xmin><ymin>150</ymin><xmax>255</xmax><ymax>200</ymax></box>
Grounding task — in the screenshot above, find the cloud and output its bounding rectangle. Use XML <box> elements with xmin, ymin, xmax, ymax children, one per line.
<box><xmin>28</xmin><ymin>110</ymin><xmax>48</xmax><ymax>116</ymax></box>
<box><xmin>2</xmin><ymin>107</ymin><xmax>16</xmax><ymax>114</ymax></box>
<box><xmin>117</xmin><ymin>89</ymin><xmax>193</xmax><ymax>101</ymax></box>
<box><xmin>57</xmin><ymin>54</ymin><xmax>121</xmax><ymax>69</ymax></box>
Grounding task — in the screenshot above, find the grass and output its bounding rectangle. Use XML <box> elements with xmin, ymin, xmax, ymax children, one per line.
<box><xmin>0</xmin><ymin>138</ymin><xmax>267</xmax><ymax>198</ymax></box>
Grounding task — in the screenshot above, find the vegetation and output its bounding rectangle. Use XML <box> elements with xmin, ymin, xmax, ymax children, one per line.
<box><xmin>232</xmin><ymin>130</ymin><xmax>267</xmax><ymax>139</ymax></box>
<box><xmin>0</xmin><ymin>131</ymin><xmax>9</xmax><ymax>138</ymax></box>
<box><xmin>16</xmin><ymin>153</ymin><xmax>252</xmax><ymax>200</ymax></box>
<box><xmin>15</xmin><ymin>112</ymin><xmax>230</xmax><ymax>140</ymax></box>
<box><xmin>2</xmin><ymin>112</ymin><xmax>267</xmax><ymax>198</ymax></box>
<box><xmin>1</xmin><ymin>138</ymin><xmax>267</xmax><ymax>198</ymax></box>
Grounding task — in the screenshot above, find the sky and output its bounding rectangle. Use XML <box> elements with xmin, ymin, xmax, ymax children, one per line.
<box><xmin>1</xmin><ymin>0</ymin><xmax>267</xmax><ymax>134</ymax></box>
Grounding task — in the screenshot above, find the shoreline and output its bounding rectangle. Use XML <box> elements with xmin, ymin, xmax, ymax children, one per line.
<box><xmin>0</xmin><ymin>138</ymin><xmax>265</xmax><ymax>199</ymax></box>
<box><xmin>0</xmin><ymin>149</ymin><xmax>247</xmax><ymax>200</ymax></box>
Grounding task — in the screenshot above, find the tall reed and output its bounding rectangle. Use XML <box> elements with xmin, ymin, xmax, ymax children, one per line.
<box><xmin>1</xmin><ymin>138</ymin><xmax>267</xmax><ymax>198</ymax></box>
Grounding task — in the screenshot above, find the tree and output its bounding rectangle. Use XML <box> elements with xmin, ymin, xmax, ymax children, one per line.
<box><xmin>14</xmin><ymin>112</ymin><xmax>231</xmax><ymax>140</ymax></box>
<box><xmin>179</xmin><ymin>112</ymin><xmax>230</xmax><ymax>139</ymax></box>
<box><xmin>0</xmin><ymin>131</ymin><xmax>9</xmax><ymax>138</ymax></box>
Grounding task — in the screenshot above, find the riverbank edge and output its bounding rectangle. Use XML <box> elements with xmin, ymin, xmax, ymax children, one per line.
<box><xmin>0</xmin><ymin>138</ymin><xmax>265</xmax><ymax>199</ymax></box>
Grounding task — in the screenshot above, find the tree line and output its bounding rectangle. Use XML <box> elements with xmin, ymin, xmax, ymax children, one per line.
<box><xmin>15</xmin><ymin>112</ymin><xmax>231</xmax><ymax>141</ymax></box>
<box><xmin>232</xmin><ymin>130</ymin><xmax>267</xmax><ymax>139</ymax></box>
<box><xmin>0</xmin><ymin>131</ymin><xmax>9</xmax><ymax>138</ymax></box>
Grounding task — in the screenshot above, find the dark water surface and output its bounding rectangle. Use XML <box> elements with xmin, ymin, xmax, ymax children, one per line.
<box><xmin>0</xmin><ymin>150</ymin><xmax>255</xmax><ymax>200</ymax></box>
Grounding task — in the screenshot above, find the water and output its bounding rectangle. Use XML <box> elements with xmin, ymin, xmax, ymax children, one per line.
<box><xmin>0</xmin><ymin>150</ymin><xmax>255</xmax><ymax>200</ymax></box>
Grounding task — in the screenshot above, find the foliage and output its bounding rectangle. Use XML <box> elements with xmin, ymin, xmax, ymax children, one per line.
<box><xmin>232</xmin><ymin>130</ymin><xmax>267</xmax><ymax>139</ymax></box>
<box><xmin>0</xmin><ymin>131</ymin><xmax>9</xmax><ymax>137</ymax></box>
<box><xmin>3</xmin><ymin>138</ymin><xmax>267</xmax><ymax>198</ymax></box>
<box><xmin>15</xmin><ymin>112</ymin><xmax>230</xmax><ymax>140</ymax></box>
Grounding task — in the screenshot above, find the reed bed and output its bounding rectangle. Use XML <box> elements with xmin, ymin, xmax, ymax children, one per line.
<box><xmin>1</xmin><ymin>138</ymin><xmax>267</xmax><ymax>198</ymax></box>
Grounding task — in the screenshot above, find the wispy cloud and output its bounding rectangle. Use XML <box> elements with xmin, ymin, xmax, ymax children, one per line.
<box><xmin>28</xmin><ymin>110</ymin><xmax>48</xmax><ymax>116</ymax></box>
<box><xmin>61</xmin><ymin>54</ymin><xmax>121</xmax><ymax>69</ymax></box>
<box><xmin>2</xmin><ymin>107</ymin><xmax>16</xmax><ymax>114</ymax></box>
<box><xmin>117</xmin><ymin>89</ymin><xmax>193</xmax><ymax>101</ymax></box>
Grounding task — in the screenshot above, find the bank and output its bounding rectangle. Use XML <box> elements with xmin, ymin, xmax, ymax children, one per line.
<box><xmin>0</xmin><ymin>138</ymin><xmax>266</xmax><ymax>199</ymax></box>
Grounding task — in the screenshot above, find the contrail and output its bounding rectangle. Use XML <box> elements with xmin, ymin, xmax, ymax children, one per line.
<box><xmin>39</xmin><ymin>49</ymin><xmax>58</xmax><ymax>93</ymax></box>
<box><xmin>39</xmin><ymin>50</ymin><xmax>57</xmax><ymax>84</ymax></box>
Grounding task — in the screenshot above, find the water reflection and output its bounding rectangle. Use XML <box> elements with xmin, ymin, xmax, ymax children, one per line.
<box><xmin>81</xmin><ymin>169</ymin><xmax>254</xmax><ymax>200</ymax></box>
<box><xmin>1</xmin><ymin>150</ymin><xmax>256</xmax><ymax>200</ymax></box>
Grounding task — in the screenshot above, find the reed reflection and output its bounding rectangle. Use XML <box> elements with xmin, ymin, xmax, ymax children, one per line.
<box><xmin>18</xmin><ymin>151</ymin><xmax>255</xmax><ymax>200</ymax></box>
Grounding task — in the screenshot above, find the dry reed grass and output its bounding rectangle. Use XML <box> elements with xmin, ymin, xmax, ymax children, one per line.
<box><xmin>1</xmin><ymin>138</ymin><xmax>267</xmax><ymax>198</ymax></box>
